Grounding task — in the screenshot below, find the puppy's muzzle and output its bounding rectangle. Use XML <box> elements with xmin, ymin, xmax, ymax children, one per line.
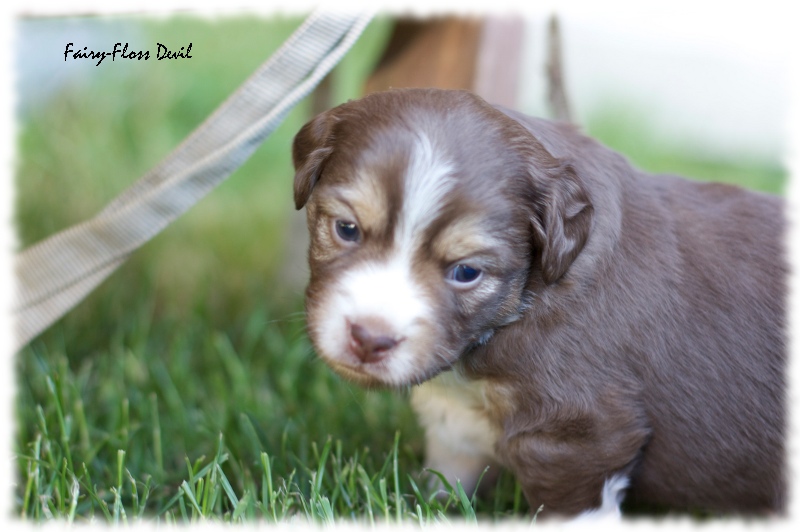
<box><xmin>347</xmin><ymin>318</ymin><xmax>404</xmax><ymax>363</ymax></box>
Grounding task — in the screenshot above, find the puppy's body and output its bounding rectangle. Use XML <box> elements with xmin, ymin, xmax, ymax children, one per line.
<box><xmin>292</xmin><ymin>89</ymin><xmax>785</xmax><ymax>517</ymax></box>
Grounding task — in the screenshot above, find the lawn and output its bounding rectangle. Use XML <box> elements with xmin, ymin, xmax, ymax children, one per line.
<box><xmin>12</xmin><ymin>14</ymin><xmax>786</xmax><ymax>525</ymax></box>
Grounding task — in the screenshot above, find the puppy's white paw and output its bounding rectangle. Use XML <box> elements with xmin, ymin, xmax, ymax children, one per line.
<box><xmin>568</xmin><ymin>475</ymin><xmax>628</xmax><ymax>523</ymax></box>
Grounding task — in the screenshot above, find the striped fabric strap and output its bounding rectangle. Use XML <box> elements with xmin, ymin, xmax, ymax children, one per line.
<box><xmin>13</xmin><ymin>10</ymin><xmax>374</xmax><ymax>351</ymax></box>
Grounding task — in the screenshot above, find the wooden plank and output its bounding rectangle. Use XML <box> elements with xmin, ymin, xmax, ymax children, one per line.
<box><xmin>365</xmin><ymin>16</ymin><xmax>523</xmax><ymax>109</ymax></box>
<box><xmin>474</xmin><ymin>17</ymin><xmax>524</xmax><ymax>108</ymax></box>
<box><xmin>365</xmin><ymin>17</ymin><xmax>482</xmax><ymax>94</ymax></box>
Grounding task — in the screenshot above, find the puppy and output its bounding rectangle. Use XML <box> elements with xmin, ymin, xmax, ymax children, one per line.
<box><xmin>291</xmin><ymin>88</ymin><xmax>786</xmax><ymax>518</ymax></box>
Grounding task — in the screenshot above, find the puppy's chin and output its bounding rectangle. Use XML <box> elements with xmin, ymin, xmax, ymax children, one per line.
<box><xmin>324</xmin><ymin>359</ymin><xmax>419</xmax><ymax>389</ymax></box>
<box><xmin>323</xmin><ymin>361</ymin><xmax>390</xmax><ymax>389</ymax></box>
<box><xmin>312</xmin><ymin>341</ymin><xmax>454</xmax><ymax>389</ymax></box>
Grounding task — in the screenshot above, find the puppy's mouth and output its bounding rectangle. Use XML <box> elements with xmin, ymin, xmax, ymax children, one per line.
<box><xmin>320</xmin><ymin>319</ymin><xmax>412</xmax><ymax>388</ymax></box>
<box><xmin>326</xmin><ymin>356</ymin><xmax>453</xmax><ymax>389</ymax></box>
<box><xmin>309</xmin><ymin>318</ymin><xmax>453</xmax><ymax>388</ymax></box>
<box><xmin>325</xmin><ymin>357</ymin><xmax>400</xmax><ymax>388</ymax></box>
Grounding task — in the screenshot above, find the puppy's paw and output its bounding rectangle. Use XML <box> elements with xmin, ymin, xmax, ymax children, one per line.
<box><xmin>566</xmin><ymin>475</ymin><xmax>629</xmax><ymax>523</ymax></box>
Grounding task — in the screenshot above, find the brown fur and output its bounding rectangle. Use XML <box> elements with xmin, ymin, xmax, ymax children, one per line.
<box><xmin>292</xmin><ymin>88</ymin><xmax>786</xmax><ymax>516</ymax></box>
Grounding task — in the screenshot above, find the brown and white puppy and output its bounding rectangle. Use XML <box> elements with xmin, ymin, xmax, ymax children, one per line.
<box><xmin>291</xmin><ymin>88</ymin><xmax>786</xmax><ymax>518</ymax></box>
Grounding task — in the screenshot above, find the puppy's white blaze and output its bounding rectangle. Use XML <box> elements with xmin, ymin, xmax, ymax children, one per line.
<box><xmin>570</xmin><ymin>474</ymin><xmax>629</xmax><ymax>523</ymax></box>
<box><xmin>317</xmin><ymin>256</ymin><xmax>431</xmax><ymax>383</ymax></box>
<box><xmin>398</xmin><ymin>133</ymin><xmax>455</xmax><ymax>253</ymax></box>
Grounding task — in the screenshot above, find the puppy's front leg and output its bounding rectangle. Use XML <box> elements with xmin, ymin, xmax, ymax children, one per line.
<box><xmin>501</xmin><ymin>405</ymin><xmax>650</xmax><ymax>519</ymax></box>
<box><xmin>411</xmin><ymin>374</ymin><xmax>501</xmax><ymax>496</ymax></box>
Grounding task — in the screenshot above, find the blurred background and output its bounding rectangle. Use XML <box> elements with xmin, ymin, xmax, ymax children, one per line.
<box><xmin>11</xmin><ymin>6</ymin><xmax>790</xmax><ymax>520</ymax></box>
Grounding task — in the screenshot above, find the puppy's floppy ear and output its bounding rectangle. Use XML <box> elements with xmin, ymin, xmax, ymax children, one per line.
<box><xmin>292</xmin><ymin>110</ymin><xmax>337</xmax><ymax>210</ymax></box>
<box><xmin>530</xmin><ymin>162</ymin><xmax>593</xmax><ymax>284</ymax></box>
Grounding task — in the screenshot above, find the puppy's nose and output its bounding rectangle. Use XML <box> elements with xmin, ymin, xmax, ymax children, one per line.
<box><xmin>349</xmin><ymin>321</ymin><xmax>400</xmax><ymax>362</ymax></box>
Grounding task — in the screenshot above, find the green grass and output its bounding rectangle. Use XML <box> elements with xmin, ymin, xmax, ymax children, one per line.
<box><xmin>13</xmin><ymin>13</ymin><xmax>787</xmax><ymax>525</ymax></box>
<box><xmin>16</xmin><ymin>305</ymin><xmax>528</xmax><ymax>524</ymax></box>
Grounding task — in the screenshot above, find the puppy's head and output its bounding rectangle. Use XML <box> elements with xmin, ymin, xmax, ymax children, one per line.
<box><xmin>293</xmin><ymin>89</ymin><xmax>592</xmax><ymax>387</ymax></box>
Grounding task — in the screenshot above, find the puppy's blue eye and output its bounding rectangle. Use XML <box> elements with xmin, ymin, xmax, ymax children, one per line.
<box><xmin>335</xmin><ymin>220</ymin><xmax>360</xmax><ymax>242</ymax></box>
<box><xmin>448</xmin><ymin>264</ymin><xmax>482</xmax><ymax>284</ymax></box>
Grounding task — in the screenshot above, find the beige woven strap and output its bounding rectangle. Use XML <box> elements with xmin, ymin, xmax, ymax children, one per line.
<box><xmin>14</xmin><ymin>10</ymin><xmax>374</xmax><ymax>351</ymax></box>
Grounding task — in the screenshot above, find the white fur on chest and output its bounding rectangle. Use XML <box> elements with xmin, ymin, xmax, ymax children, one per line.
<box><xmin>411</xmin><ymin>371</ymin><xmax>501</xmax><ymax>494</ymax></box>
<box><xmin>412</xmin><ymin>372</ymin><xmax>628</xmax><ymax>520</ymax></box>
